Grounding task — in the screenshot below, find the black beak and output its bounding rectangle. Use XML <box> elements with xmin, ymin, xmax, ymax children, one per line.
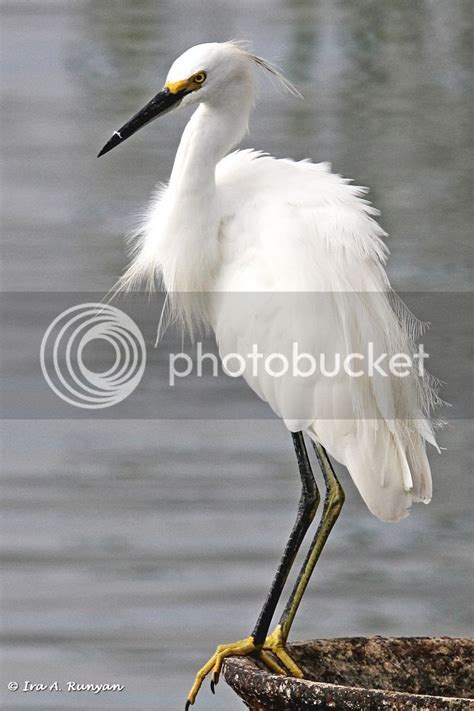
<box><xmin>97</xmin><ymin>87</ymin><xmax>187</xmax><ymax>157</ymax></box>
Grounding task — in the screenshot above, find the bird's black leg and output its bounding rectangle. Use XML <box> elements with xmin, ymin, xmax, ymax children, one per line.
<box><xmin>185</xmin><ymin>432</ymin><xmax>320</xmax><ymax>707</ymax></box>
<box><xmin>251</xmin><ymin>432</ymin><xmax>320</xmax><ymax>646</ymax></box>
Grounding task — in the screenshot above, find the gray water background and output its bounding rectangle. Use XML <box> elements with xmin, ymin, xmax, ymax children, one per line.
<box><xmin>1</xmin><ymin>1</ymin><xmax>472</xmax><ymax>709</ymax></box>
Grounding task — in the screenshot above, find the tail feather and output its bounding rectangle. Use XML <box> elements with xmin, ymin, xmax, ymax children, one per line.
<box><xmin>406</xmin><ymin>431</ymin><xmax>433</xmax><ymax>503</ymax></box>
<box><xmin>309</xmin><ymin>419</ymin><xmax>436</xmax><ymax>522</ymax></box>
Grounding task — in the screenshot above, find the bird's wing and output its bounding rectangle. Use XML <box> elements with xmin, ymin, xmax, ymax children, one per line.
<box><xmin>213</xmin><ymin>150</ymin><xmax>439</xmax><ymax>522</ymax></box>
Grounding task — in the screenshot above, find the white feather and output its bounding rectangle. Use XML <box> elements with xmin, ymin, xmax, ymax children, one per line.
<box><xmin>117</xmin><ymin>41</ymin><xmax>440</xmax><ymax>522</ymax></box>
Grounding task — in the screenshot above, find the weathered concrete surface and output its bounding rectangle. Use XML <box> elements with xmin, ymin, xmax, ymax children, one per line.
<box><xmin>223</xmin><ymin>637</ymin><xmax>473</xmax><ymax>710</ymax></box>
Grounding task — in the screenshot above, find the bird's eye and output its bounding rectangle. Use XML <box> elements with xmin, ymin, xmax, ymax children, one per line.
<box><xmin>193</xmin><ymin>72</ymin><xmax>206</xmax><ymax>85</ymax></box>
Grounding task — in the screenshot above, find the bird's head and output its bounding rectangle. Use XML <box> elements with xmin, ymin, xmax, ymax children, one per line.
<box><xmin>98</xmin><ymin>41</ymin><xmax>300</xmax><ymax>157</ymax></box>
<box><xmin>164</xmin><ymin>42</ymin><xmax>254</xmax><ymax>106</ymax></box>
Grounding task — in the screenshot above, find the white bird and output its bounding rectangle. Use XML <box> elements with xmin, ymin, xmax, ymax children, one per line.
<box><xmin>98</xmin><ymin>41</ymin><xmax>440</xmax><ymax>709</ymax></box>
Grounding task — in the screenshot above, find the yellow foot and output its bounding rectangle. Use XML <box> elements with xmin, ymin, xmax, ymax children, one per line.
<box><xmin>259</xmin><ymin>624</ymin><xmax>304</xmax><ymax>678</ymax></box>
<box><xmin>185</xmin><ymin>635</ymin><xmax>258</xmax><ymax>709</ymax></box>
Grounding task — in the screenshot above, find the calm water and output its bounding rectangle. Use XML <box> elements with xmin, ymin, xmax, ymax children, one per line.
<box><xmin>1</xmin><ymin>1</ymin><xmax>472</xmax><ymax>710</ymax></box>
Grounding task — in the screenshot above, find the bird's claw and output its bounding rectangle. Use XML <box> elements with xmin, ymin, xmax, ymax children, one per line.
<box><xmin>185</xmin><ymin>628</ymin><xmax>304</xmax><ymax>707</ymax></box>
<box><xmin>259</xmin><ymin>624</ymin><xmax>304</xmax><ymax>678</ymax></box>
<box><xmin>185</xmin><ymin>636</ymin><xmax>258</xmax><ymax>708</ymax></box>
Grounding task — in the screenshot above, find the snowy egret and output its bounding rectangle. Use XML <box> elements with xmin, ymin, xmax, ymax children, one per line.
<box><xmin>98</xmin><ymin>41</ymin><xmax>439</xmax><ymax>709</ymax></box>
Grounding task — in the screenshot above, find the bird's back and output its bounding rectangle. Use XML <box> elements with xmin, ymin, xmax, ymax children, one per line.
<box><xmin>214</xmin><ymin>149</ymin><xmax>388</xmax><ymax>291</ymax></box>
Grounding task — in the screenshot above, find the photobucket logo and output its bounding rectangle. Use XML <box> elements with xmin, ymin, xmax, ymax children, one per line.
<box><xmin>40</xmin><ymin>303</ymin><xmax>146</xmax><ymax>409</ymax></box>
<box><xmin>169</xmin><ymin>342</ymin><xmax>429</xmax><ymax>385</ymax></box>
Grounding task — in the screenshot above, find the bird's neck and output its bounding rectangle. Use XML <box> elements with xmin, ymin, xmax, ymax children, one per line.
<box><xmin>159</xmin><ymin>89</ymin><xmax>252</xmax><ymax>297</ymax></box>
<box><xmin>155</xmin><ymin>87</ymin><xmax>253</xmax><ymax>333</ymax></box>
<box><xmin>169</xmin><ymin>89</ymin><xmax>252</xmax><ymax>194</ymax></box>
